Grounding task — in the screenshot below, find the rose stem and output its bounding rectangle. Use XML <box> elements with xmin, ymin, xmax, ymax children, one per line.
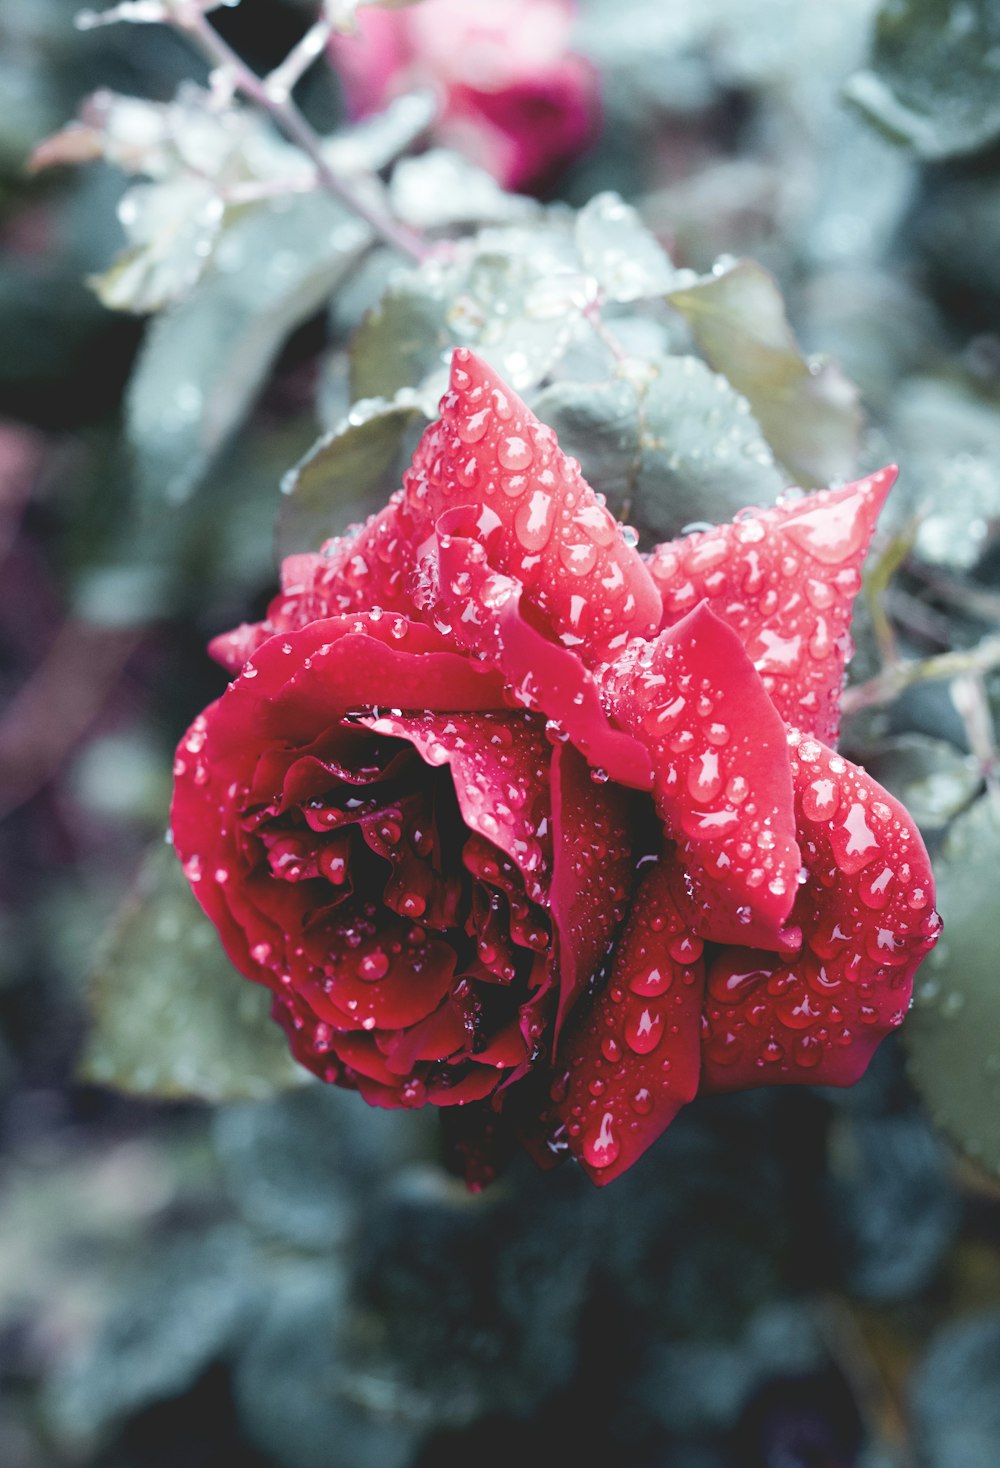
<box><xmin>174</xmin><ymin>4</ymin><xmax>428</xmax><ymax>262</ymax></box>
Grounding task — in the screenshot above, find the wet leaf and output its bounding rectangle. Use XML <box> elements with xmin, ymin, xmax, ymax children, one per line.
<box><xmin>213</xmin><ymin>1087</ymin><xmax>425</xmax><ymax>1250</ymax></box>
<box><xmin>350</xmin><ymin>270</ymin><xmax>453</xmax><ymax>403</ymax></box>
<box><xmin>127</xmin><ymin>193</ymin><xmax>368</xmax><ymax>503</ymax></box>
<box><xmin>82</xmin><ymin>842</ymin><xmax>309</xmax><ymax>1102</ymax></box>
<box><xmin>910</xmin><ymin>1312</ymin><xmax>1000</xmax><ymax>1468</ymax></box>
<box><xmin>277</xmin><ymin>396</ymin><xmax>426</xmax><ymax>559</ymax></box>
<box><xmin>884</xmin><ymin>376</ymin><xmax>1000</xmax><ymax>570</ymax></box>
<box><xmin>533</xmin><ymin>376</ymin><xmax>642</xmax><ymax>519</ymax></box>
<box><xmin>845</xmin><ymin>0</ymin><xmax>1000</xmax><ymax>161</ymax></box>
<box><xmin>350</xmin><ymin>222</ymin><xmax>588</xmax><ymax>402</ymax></box>
<box><xmin>667</xmin><ymin>258</ymin><xmax>862</xmax><ymax>486</ymax></box>
<box><xmin>389</xmin><ymin>149</ymin><xmax>538</xmax><ymax>230</ymax></box>
<box><xmin>46</xmin><ymin>1228</ymin><xmax>257</xmax><ymax>1443</ymax></box>
<box><xmin>90</xmin><ymin>176</ymin><xmax>225</xmax><ymax>314</ymax></box>
<box><xmin>906</xmin><ymin>795</ymin><xmax>1000</xmax><ymax>1177</ymax></box>
<box><xmin>537</xmin><ymin>358</ymin><xmax>782</xmax><ymax>540</ymax></box>
<box><xmin>633</xmin><ymin>355</ymin><xmax>784</xmax><ymax>539</ymax></box>
<box><xmin>233</xmin><ymin>1265</ymin><xmax>419</xmax><ymax>1468</ymax></box>
<box><xmin>574</xmin><ymin>192</ymin><xmax>679</xmax><ymax>303</ymax></box>
<box><xmin>861</xmin><ymin>734</ymin><xmax>981</xmax><ymax>836</ymax></box>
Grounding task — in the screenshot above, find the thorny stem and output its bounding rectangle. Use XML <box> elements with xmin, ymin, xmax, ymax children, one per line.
<box><xmin>176</xmin><ymin>6</ymin><xmax>428</xmax><ymax>262</ymax></box>
<box><xmin>841</xmin><ymin>634</ymin><xmax>1000</xmax><ymax>717</ymax></box>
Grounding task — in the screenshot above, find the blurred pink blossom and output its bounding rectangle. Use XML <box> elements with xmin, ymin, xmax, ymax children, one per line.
<box><xmin>331</xmin><ymin>0</ymin><xmax>600</xmax><ymax>190</ymax></box>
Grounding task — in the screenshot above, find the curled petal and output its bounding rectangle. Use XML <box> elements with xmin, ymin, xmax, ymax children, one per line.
<box><xmin>645</xmin><ymin>469</ymin><xmax>896</xmax><ymax>744</ymax></box>
<box><xmin>528</xmin><ymin>856</ymin><xmax>704</xmax><ymax>1186</ymax></box>
<box><xmin>407</xmin><ymin>348</ymin><xmax>662</xmax><ymax>662</ymax></box>
<box><xmin>700</xmin><ymin>730</ymin><xmax>942</xmax><ymax>1091</ymax></box>
<box><xmin>210</xmin><ymin>502</ymin><xmax>429</xmax><ymax>672</ymax></box>
<box><xmin>603</xmin><ymin>602</ymin><xmax>799</xmax><ymax>949</ymax></box>
<box><xmin>359</xmin><ymin>709</ymin><xmax>553</xmax><ymax>902</ymax></box>
<box><xmin>550</xmin><ymin>741</ymin><xmax>635</xmax><ymax>1042</ymax></box>
<box><xmin>433</xmin><ymin>516</ymin><xmax>655</xmax><ymax>787</ymax></box>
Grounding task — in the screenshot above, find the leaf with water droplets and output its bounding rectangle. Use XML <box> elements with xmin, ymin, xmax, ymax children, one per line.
<box><xmin>667</xmin><ymin>259</ymin><xmax>862</xmax><ymax>487</ymax></box>
<box><xmin>277</xmin><ymin>396</ymin><xmax>426</xmax><ymax>559</ymax></box>
<box><xmin>862</xmin><ymin>734</ymin><xmax>981</xmax><ymax>836</ymax></box>
<box><xmin>128</xmin><ymin>193</ymin><xmax>369</xmax><ymax>504</ymax></box>
<box><xmin>633</xmin><ymin>355</ymin><xmax>785</xmax><ymax>540</ymax></box>
<box><xmin>533</xmin><ymin>376</ymin><xmax>643</xmax><ymax>522</ymax></box>
<box><xmin>574</xmin><ymin>191</ymin><xmax>678</xmax><ymax>303</ymax></box>
<box><xmin>906</xmin><ymin>794</ymin><xmax>1000</xmax><ymax>1178</ymax></box>
<box><xmin>845</xmin><ymin>0</ymin><xmax>1000</xmax><ymax>161</ymax></box>
<box><xmin>82</xmin><ymin>842</ymin><xmax>310</xmax><ymax>1101</ymax></box>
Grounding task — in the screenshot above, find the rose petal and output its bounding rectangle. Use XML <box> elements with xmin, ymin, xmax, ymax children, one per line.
<box><xmin>407</xmin><ymin>348</ymin><xmax>662</xmax><ymax>662</ymax></box>
<box><xmin>550</xmin><ymin>741</ymin><xmax>634</xmax><ymax>1042</ymax></box>
<box><xmin>432</xmin><ymin>517</ymin><xmax>654</xmax><ymax>789</ymax></box>
<box><xmin>700</xmin><ymin>730</ymin><xmax>942</xmax><ymax>1091</ymax></box>
<box><xmin>359</xmin><ymin>709</ymin><xmax>553</xmax><ymax>901</ymax></box>
<box><xmin>526</xmin><ymin>856</ymin><xmax>704</xmax><ymax>1185</ymax></box>
<box><xmin>645</xmin><ymin>470</ymin><xmax>896</xmax><ymax>744</ymax></box>
<box><xmin>209</xmin><ymin>505</ymin><xmax>428</xmax><ymax>672</ymax></box>
<box><xmin>603</xmin><ymin>601</ymin><xmax>799</xmax><ymax>949</ymax></box>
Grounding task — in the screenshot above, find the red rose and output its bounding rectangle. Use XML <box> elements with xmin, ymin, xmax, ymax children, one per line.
<box><xmin>329</xmin><ymin>0</ymin><xmax>599</xmax><ymax>190</ymax></box>
<box><xmin>172</xmin><ymin>348</ymin><xmax>940</xmax><ymax>1187</ymax></box>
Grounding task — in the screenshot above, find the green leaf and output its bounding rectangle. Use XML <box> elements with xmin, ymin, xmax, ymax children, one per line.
<box><xmin>46</xmin><ymin>1228</ymin><xmax>257</xmax><ymax>1443</ymax></box>
<box><xmin>90</xmin><ymin>176</ymin><xmax>224</xmax><ymax>314</ymax></box>
<box><xmin>574</xmin><ymin>191</ymin><xmax>678</xmax><ymax>303</ymax></box>
<box><xmin>860</xmin><ymin>734</ymin><xmax>981</xmax><ymax>836</ymax></box>
<box><xmin>633</xmin><ymin>356</ymin><xmax>784</xmax><ymax>539</ymax></box>
<box><xmin>533</xmin><ymin>376</ymin><xmax>643</xmax><ymax>519</ymax></box>
<box><xmin>845</xmin><ymin>0</ymin><xmax>1000</xmax><ymax>161</ymax></box>
<box><xmin>667</xmin><ymin>258</ymin><xmax>862</xmax><ymax>487</ymax></box>
<box><xmin>537</xmin><ymin>359</ymin><xmax>784</xmax><ymax>540</ymax></box>
<box><xmin>350</xmin><ymin>269</ymin><xmax>452</xmax><ymax>403</ymax></box>
<box><xmin>906</xmin><ymin>794</ymin><xmax>1000</xmax><ymax>1178</ymax></box>
<box><xmin>277</xmin><ymin>395</ymin><xmax>425</xmax><ymax>559</ymax></box>
<box><xmin>127</xmin><ymin>193</ymin><xmax>369</xmax><ymax>504</ymax></box>
<box><xmin>82</xmin><ymin>842</ymin><xmax>310</xmax><ymax>1103</ymax></box>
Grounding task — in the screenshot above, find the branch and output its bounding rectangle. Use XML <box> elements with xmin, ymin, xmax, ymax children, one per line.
<box><xmin>174</xmin><ymin>6</ymin><xmax>427</xmax><ymax>262</ymax></box>
<box><xmin>842</xmin><ymin>635</ymin><xmax>1000</xmax><ymax>717</ymax></box>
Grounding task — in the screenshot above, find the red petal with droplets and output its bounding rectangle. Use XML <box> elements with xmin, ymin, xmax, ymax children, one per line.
<box><xmin>432</xmin><ymin>514</ymin><xmax>655</xmax><ymax>788</ymax></box>
<box><xmin>645</xmin><ymin>469</ymin><xmax>896</xmax><ymax>744</ymax></box>
<box><xmin>406</xmin><ymin>347</ymin><xmax>662</xmax><ymax>662</ymax></box>
<box><xmin>700</xmin><ymin>729</ymin><xmax>941</xmax><ymax>1091</ymax></box>
<box><xmin>532</xmin><ymin>856</ymin><xmax>704</xmax><ymax>1186</ymax></box>
<box><xmin>209</xmin><ymin>503</ymin><xmax>429</xmax><ymax>673</ymax></box>
<box><xmin>359</xmin><ymin>710</ymin><xmax>553</xmax><ymax>902</ymax></box>
<box><xmin>550</xmin><ymin>742</ymin><xmax>635</xmax><ymax>1042</ymax></box>
<box><xmin>603</xmin><ymin>602</ymin><xmax>799</xmax><ymax>949</ymax></box>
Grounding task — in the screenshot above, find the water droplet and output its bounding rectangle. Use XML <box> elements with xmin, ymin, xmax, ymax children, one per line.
<box><xmin>630</xmin><ymin>965</ymin><xmax>672</xmax><ymax>997</ymax></box>
<box><xmin>625</xmin><ymin>1001</ymin><xmax>663</xmax><ymax>1054</ymax></box>
<box><xmin>582</xmin><ymin>1111</ymin><xmax>620</xmax><ymax>1169</ymax></box>
<box><xmin>498</xmin><ymin>434</ymin><xmax>533</xmax><ymax>471</ymax></box>
<box><xmin>358</xmin><ymin>950</ymin><xmax>389</xmax><ymax>981</ymax></box>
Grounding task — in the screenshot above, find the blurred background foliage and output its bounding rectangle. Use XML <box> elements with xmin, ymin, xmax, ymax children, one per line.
<box><xmin>2</xmin><ymin>0</ymin><xmax>1000</xmax><ymax>1464</ymax></box>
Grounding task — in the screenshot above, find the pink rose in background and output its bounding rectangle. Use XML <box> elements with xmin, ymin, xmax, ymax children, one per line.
<box><xmin>331</xmin><ymin>0</ymin><xmax>600</xmax><ymax>190</ymax></box>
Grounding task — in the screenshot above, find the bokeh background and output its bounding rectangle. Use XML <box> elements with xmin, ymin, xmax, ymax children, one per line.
<box><xmin>2</xmin><ymin>2</ymin><xmax>1000</xmax><ymax>1465</ymax></box>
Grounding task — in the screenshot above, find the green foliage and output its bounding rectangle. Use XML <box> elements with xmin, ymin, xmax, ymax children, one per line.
<box><xmin>906</xmin><ymin>794</ymin><xmax>1000</xmax><ymax>1178</ymax></box>
<box><xmin>846</xmin><ymin>0</ymin><xmax>1000</xmax><ymax>160</ymax></box>
<box><xmin>126</xmin><ymin>193</ymin><xmax>368</xmax><ymax>504</ymax></box>
<box><xmin>536</xmin><ymin>359</ymin><xmax>782</xmax><ymax>538</ymax></box>
<box><xmin>82</xmin><ymin>842</ymin><xmax>309</xmax><ymax>1102</ymax></box>
<box><xmin>666</xmin><ymin>258</ymin><xmax>862</xmax><ymax>486</ymax></box>
<box><xmin>277</xmin><ymin>394</ymin><xmax>425</xmax><ymax>558</ymax></box>
<box><xmin>46</xmin><ymin>1229</ymin><xmax>258</xmax><ymax>1443</ymax></box>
